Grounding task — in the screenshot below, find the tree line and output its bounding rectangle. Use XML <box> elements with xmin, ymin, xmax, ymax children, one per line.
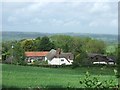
<box><xmin>2</xmin><ymin>35</ymin><xmax>118</xmax><ymax>66</ymax></box>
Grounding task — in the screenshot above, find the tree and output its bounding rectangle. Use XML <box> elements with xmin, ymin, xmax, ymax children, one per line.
<box><xmin>73</xmin><ymin>44</ymin><xmax>88</xmax><ymax>67</ymax></box>
<box><xmin>63</xmin><ymin>43</ymin><xmax>69</xmax><ymax>52</ymax></box>
<box><xmin>21</xmin><ymin>39</ymin><xmax>35</xmax><ymax>51</ymax></box>
<box><xmin>50</xmin><ymin>35</ymin><xmax>74</xmax><ymax>52</ymax></box>
<box><xmin>84</xmin><ymin>39</ymin><xmax>106</xmax><ymax>54</ymax></box>
<box><xmin>34</xmin><ymin>37</ymin><xmax>41</xmax><ymax>51</ymax></box>
<box><xmin>39</xmin><ymin>36</ymin><xmax>55</xmax><ymax>51</ymax></box>
<box><xmin>12</xmin><ymin>42</ymin><xmax>25</xmax><ymax>64</ymax></box>
<box><xmin>2</xmin><ymin>41</ymin><xmax>16</xmax><ymax>61</ymax></box>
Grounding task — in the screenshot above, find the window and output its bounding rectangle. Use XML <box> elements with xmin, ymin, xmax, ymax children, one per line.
<box><xmin>61</xmin><ymin>59</ymin><xmax>64</xmax><ymax>61</ymax></box>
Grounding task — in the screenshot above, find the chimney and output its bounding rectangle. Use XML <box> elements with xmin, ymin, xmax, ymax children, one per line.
<box><xmin>56</xmin><ymin>48</ymin><xmax>61</xmax><ymax>58</ymax></box>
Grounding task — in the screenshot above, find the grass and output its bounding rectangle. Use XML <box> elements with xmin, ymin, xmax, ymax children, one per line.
<box><xmin>2</xmin><ymin>64</ymin><xmax>118</xmax><ymax>88</ymax></box>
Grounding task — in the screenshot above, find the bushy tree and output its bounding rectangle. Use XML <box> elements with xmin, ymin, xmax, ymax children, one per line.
<box><xmin>34</xmin><ymin>37</ymin><xmax>41</xmax><ymax>51</ymax></box>
<box><xmin>21</xmin><ymin>39</ymin><xmax>35</xmax><ymax>51</ymax></box>
<box><xmin>50</xmin><ymin>35</ymin><xmax>74</xmax><ymax>52</ymax></box>
<box><xmin>73</xmin><ymin>44</ymin><xmax>88</xmax><ymax>67</ymax></box>
<box><xmin>12</xmin><ymin>42</ymin><xmax>25</xmax><ymax>64</ymax></box>
<box><xmin>39</xmin><ymin>36</ymin><xmax>55</xmax><ymax>51</ymax></box>
<box><xmin>63</xmin><ymin>43</ymin><xmax>69</xmax><ymax>52</ymax></box>
<box><xmin>2</xmin><ymin>41</ymin><xmax>16</xmax><ymax>61</ymax></box>
<box><xmin>85</xmin><ymin>39</ymin><xmax>106</xmax><ymax>54</ymax></box>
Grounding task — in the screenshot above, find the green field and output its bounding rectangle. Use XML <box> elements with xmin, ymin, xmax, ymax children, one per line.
<box><xmin>2</xmin><ymin>64</ymin><xmax>118</xmax><ymax>88</ymax></box>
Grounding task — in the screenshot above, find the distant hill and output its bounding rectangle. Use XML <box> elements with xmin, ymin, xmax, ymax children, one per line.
<box><xmin>2</xmin><ymin>31</ymin><xmax>52</xmax><ymax>41</ymax></box>
<box><xmin>2</xmin><ymin>31</ymin><xmax>118</xmax><ymax>44</ymax></box>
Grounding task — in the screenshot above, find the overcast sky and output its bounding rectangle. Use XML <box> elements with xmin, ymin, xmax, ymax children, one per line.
<box><xmin>1</xmin><ymin>0</ymin><xmax>118</xmax><ymax>35</ymax></box>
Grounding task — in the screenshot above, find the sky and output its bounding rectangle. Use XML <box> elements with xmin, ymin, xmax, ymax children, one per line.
<box><xmin>1</xmin><ymin>0</ymin><xmax>118</xmax><ymax>35</ymax></box>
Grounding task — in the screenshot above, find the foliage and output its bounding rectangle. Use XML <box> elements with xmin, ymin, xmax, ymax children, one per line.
<box><xmin>84</xmin><ymin>38</ymin><xmax>106</xmax><ymax>54</ymax></box>
<box><xmin>39</xmin><ymin>36</ymin><xmax>55</xmax><ymax>51</ymax></box>
<box><xmin>73</xmin><ymin>44</ymin><xmax>88</xmax><ymax>67</ymax></box>
<box><xmin>20</xmin><ymin>36</ymin><xmax>55</xmax><ymax>51</ymax></box>
<box><xmin>50</xmin><ymin>35</ymin><xmax>74</xmax><ymax>52</ymax></box>
<box><xmin>21</xmin><ymin>39</ymin><xmax>35</xmax><ymax>51</ymax></box>
<box><xmin>79</xmin><ymin>71</ymin><xmax>118</xmax><ymax>89</ymax></box>
<box><xmin>2</xmin><ymin>35</ymin><xmax>110</xmax><ymax>66</ymax></box>
<box><xmin>117</xmin><ymin>44</ymin><xmax>120</xmax><ymax>78</ymax></box>
<box><xmin>34</xmin><ymin>37</ymin><xmax>41</xmax><ymax>51</ymax></box>
<box><xmin>2</xmin><ymin>41</ymin><xmax>16</xmax><ymax>61</ymax></box>
<box><xmin>106</xmin><ymin>44</ymin><xmax>118</xmax><ymax>60</ymax></box>
<box><xmin>50</xmin><ymin>35</ymin><xmax>106</xmax><ymax>54</ymax></box>
<box><xmin>2</xmin><ymin>35</ymin><xmax>107</xmax><ymax>55</ymax></box>
<box><xmin>106</xmin><ymin>45</ymin><xmax>116</xmax><ymax>54</ymax></box>
<box><xmin>106</xmin><ymin>44</ymin><xmax>120</xmax><ymax>78</ymax></box>
<box><xmin>12</xmin><ymin>42</ymin><xmax>25</xmax><ymax>65</ymax></box>
<box><xmin>33</xmin><ymin>60</ymin><xmax>48</xmax><ymax>65</ymax></box>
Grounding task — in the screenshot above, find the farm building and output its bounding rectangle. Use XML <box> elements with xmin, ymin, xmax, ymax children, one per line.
<box><xmin>88</xmin><ymin>53</ymin><xmax>116</xmax><ymax>65</ymax></box>
<box><xmin>46</xmin><ymin>49</ymin><xmax>74</xmax><ymax>65</ymax></box>
<box><xmin>25</xmin><ymin>51</ymin><xmax>49</xmax><ymax>63</ymax></box>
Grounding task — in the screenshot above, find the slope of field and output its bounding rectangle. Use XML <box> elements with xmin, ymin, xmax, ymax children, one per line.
<box><xmin>2</xmin><ymin>64</ymin><xmax>118</xmax><ymax>88</ymax></box>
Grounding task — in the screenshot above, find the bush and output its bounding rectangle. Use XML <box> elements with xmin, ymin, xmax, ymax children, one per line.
<box><xmin>33</xmin><ymin>60</ymin><xmax>48</xmax><ymax>66</ymax></box>
<box><xmin>79</xmin><ymin>71</ymin><xmax>118</xmax><ymax>89</ymax></box>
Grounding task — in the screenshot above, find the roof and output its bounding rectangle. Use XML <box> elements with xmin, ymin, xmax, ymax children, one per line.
<box><xmin>25</xmin><ymin>52</ymin><xmax>49</xmax><ymax>57</ymax></box>
<box><xmin>88</xmin><ymin>53</ymin><xmax>116</xmax><ymax>62</ymax></box>
<box><xmin>87</xmin><ymin>53</ymin><xmax>107</xmax><ymax>57</ymax></box>
<box><xmin>46</xmin><ymin>49</ymin><xmax>74</xmax><ymax>60</ymax></box>
<box><xmin>46</xmin><ymin>49</ymin><xmax>56</xmax><ymax>60</ymax></box>
<box><xmin>59</xmin><ymin>53</ymin><xmax>74</xmax><ymax>60</ymax></box>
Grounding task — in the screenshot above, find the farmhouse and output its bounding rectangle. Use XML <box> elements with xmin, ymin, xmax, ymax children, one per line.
<box><xmin>46</xmin><ymin>49</ymin><xmax>74</xmax><ymax>65</ymax></box>
<box><xmin>25</xmin><ymin>51</ymin><xmax>49</xmax><ymax>63</ymax></box>
<box><xmin>88</xmin><ymin>53</ymin><xmax>116</xmax><ymax>65</ymax></box>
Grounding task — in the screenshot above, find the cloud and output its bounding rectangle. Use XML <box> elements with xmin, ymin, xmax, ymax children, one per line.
<box><xmin>88</xmin><ymin>2</ymin><xmax>117</xmax><ymax>28</ymax></box>
<box><xmin>63</xmin><ymin>20</ymin><xmax>80</xmax><ymax>26</ymax></box>
<box><xmin>50</xmin><ymin>19</ymin><xmax>64</xmax><ymax>25</ymax></box>
<box><xmin>90</xmin><ymin>2</ymin><xmax>111</xmax><ymax>13</ymax></box>
<box><xmin>15</xmin><ymin>2</ymin><xmax>48</xmax><ymax>15</ymax></box>
<box><xmin>7</xmin><ymin>16</ymin><xmax>17</xmax><ymax>22</ymax></box>
<box><xmin>0</xmin><ymin>2</ymin><xmax>2</xmax><ymax>26</ymax></box>
<box><xmin>89</xmin><ymin>18</ymin><xmax>118</xmax><ymax>28</ymax></box>
<box><xmin>110</xmin><ymin>19</ymin><xmax>118</xmax><ymax>27</ymax></box>
<box><xmin>30</xmin><ymin>18</ymin><xmax>42</xmax><ymax>23</ymax></box>
<box><xmin>89</xmin><ymin>21</ymin><xmax>98</xmax><ymax>27</ymax></box>
<box><xmin>2</xmin><ymin>0</ymin><xmax>118</xmax><ymax>2</ymax></box>
<box><xmin>48</xmin><ymin>18</ymin><xmax>81</xmax><ymax>26</ymax></box>
<box><xmin>2</xmin><ymin>0</ymin><xmax>67</xmax><ymax>3</ymax></box>
<box><xmin>2</xmin><ymin>1</ymin><xmax>118</xmax><ymax>34</ymax></box>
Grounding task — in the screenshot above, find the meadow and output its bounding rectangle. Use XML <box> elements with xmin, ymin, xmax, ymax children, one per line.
<box><xmin>2</xmin><ymin>64</ymin><xmax>118</xmax><ymax>89</ymax></box>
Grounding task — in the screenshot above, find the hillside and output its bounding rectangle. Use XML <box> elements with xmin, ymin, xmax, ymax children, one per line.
<box><xmin>2</xmin><ymin>31</ymin><xmax>118</xmax><ymax>43</ymax></box>
<box><xmin>2</xmin><ymin>31</ymin><xmax>51</xmax><ymax>41</ymax></box>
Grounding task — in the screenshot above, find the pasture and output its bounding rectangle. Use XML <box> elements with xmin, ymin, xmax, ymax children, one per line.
<box><xmin>2</xmin><ymin>64</ymin><xmax>118</xmax><ymax>88</ymax></box>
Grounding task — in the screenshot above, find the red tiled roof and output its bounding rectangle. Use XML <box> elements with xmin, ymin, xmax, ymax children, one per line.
<box><xmin>25</xmin><ymin>52</ymin><xmax>49</xmax><ymax>57</ymax></box>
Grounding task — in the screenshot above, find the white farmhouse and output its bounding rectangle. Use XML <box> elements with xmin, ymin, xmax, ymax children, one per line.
<box><xmin>46</xmin><ymin>49</ymin><xmax>74</xmax><ymax>65</ymax></box>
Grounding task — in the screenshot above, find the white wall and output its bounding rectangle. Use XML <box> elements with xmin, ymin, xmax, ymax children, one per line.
<box><xmin>108</xmin><ymin>62</ymin><xmax>114</xmax><ymax>65</ymax></box>
<box><xmin>48</xmin><ymin>58</ymin><xmax>73</xmax><ymax>65</ymax></box>
<box><xmin>93</xmin><ymin>61</ymin><xmax>107</xmax><ymax>65</ymax></box>
<box><xmin>45</xmin><ymin>57</ymin><xmax>47</xmax><ymax>61</ymax></box>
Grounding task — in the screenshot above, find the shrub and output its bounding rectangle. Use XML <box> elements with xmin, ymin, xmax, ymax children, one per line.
<box><xmin>79</xmin><ymin>71</ymin><xmax>118</xmax><ymax>89</ymax></box>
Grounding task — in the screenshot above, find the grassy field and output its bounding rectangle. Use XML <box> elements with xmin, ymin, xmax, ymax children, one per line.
<box><xmin>2</xmin><ymin>64</ymin><xmax>118</xmax><ymax>88</ymax></box>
